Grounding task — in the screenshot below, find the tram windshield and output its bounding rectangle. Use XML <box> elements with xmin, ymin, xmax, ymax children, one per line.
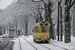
<box><xmin>41</xmin><ymin>27</ymin><xmax>47</xmax><ymax>32</ymax></box>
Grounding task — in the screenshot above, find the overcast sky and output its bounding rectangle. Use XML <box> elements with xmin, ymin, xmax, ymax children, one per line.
<box><xmin>0</xmin><ymin>0</ymin><xmax>14</xmax><ymax>9</ymax></box>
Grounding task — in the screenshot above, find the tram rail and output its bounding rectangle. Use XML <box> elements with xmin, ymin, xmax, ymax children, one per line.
<box><xmin>39</xmin><ymin>44</ymin><xmax>51</xmax><ymax>50</ymax></box>
<box><xmin>24</xmin><ymin>37</ymin><xmax>69</xmax><ymax>50</ymax></box>
<box><xmin>49</xmin><ymin>43</ymin><xmax>68</xmax><ymax>50</ymax></box>
<box><xmin>0</xmin><ymin>41</ymin><xmax>9</xmax><ymax>50</ymax></box>
<box><xmin>24</xmin><ymin>39</ymin><xmax>51</xmax><ymax>50</ymax></box>
<box><xmin>24</xmin><ymin>39</ymin><xmax>37</xmax><ymax>50</ymax></box>
<box><xmin>19</xmin><ymin>38</ymin><xmax>22</xmax><ymax>50</ymax></box>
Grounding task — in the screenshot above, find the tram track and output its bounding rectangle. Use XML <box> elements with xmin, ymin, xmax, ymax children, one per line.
<box><xmin>19</xmin><ymin>36</ymin><xmax>69</xmax><ymax>50</ymax></box>
<box><xmin>38</xmin><ymin>42</ymin><xmax>68</xmax><ymax>50</ymax></box>
<box><xmin>9</xmin><ymin>41</ymin><xmax>14</xmax><ymax>50</ymax></box>
<box><xmin>0</xmin><ymin>38</ymin><xmax>14</xmax><ymax>50</ymax></box>
<box><xmin>19</xmin><ymin>38</ymin><xmax>22</xmax><ymax>50</ymax></box>
<box><xmin>0</xmin><ymin>41</ymin><xmax>9</xmax><ymax>50</ymax></box>
<box><xmin>37</xmin><ymin>42</ymin><xmax>68</xmax><ymax>50</ymax></box>
<box><xmin>39</xmin><ymin>44</ymin><xmax>51</xmax><ymax>50</ymax></box>
<box><xmin>3</xmin><ymin>41</ymin><xmax>14</xmax><ymax>50</ymax></box>
<box><xmin>24</xmin><ymin>37</ymin><xmax>68</xmax><ymax>50</ymax></box>
<box><xmin>24</xmin><ymin>38</ymin><xmax>51</xmax><ymax>50</ymax></box>
<box><xmin>24</xmin><ymin>39</ymin><xmax>37</xmax><ymax>50</ymax></box>
<box><xmin>0</xmin><ymin>41</ymin><xmax>14</xmax><ymax>50</ymax></box>
<box><xmin>49</xmin><ymin>43</ymin><xmax>68</xmax><ymax>50</ymax></box>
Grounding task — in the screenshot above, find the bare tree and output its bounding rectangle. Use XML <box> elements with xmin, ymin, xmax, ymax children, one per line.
<box><xmin>45</xmin><ymin>0</ymin><xmax>57</xmax><ymax>40</ymax></box>
<box><xmin>65</xmin><ymin>0</ymin><xmax>75</xmax><ymax>43</ymax></box>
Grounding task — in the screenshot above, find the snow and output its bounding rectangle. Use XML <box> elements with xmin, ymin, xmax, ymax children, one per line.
<box><xmin>20</xmin><ymin>38</ymin><xmax>35</xmax><ymax>50</ymax></box>
<box><xmin>12</xmin><ymin>35</ymin><xmax>75</xmax><ymax>50</ymax></box>
<box><xmin>25</xmin><ymin>36</ymin><xmax>49</xmax><ymax>50</ymax></box>
<box><xmin>41</xmin><ymin>44</ymin><xmax>64</xmax><ymax>50</ymax></box>
<box><xmin>70</xmin><ymin>36</ymin><xmax>75</xmax><ymax>50</ymax></box>
<box><xmin>50</xmin><ymin>40</ymin><xmax>74</xmax><ymax>50</ymax></box>
<box><xmin>50</xmin><ymin>36</ymin><xmax>75</xmax><ymax>50</ymax></box>
<box><xmin>13</xmin><ymin>38</ymin><xmax>20</xmax><ymax>50</ymax></box>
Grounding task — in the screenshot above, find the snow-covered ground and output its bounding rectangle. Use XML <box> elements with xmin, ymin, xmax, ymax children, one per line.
<box><xmin>12</xmin><ymin>35</ymin><xmax>75</xmax><ymax>50</ymax></box>
<box><xmin>71</xmin><ymin>36</ymin><xmax>75</xmax><ymax>48</ymax></box>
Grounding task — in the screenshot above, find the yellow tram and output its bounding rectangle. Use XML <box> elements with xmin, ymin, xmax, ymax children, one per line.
<box><xmin>33</xmin><ymin>23</ymin><xmax>50</xmax><ymax>43</ymax></box>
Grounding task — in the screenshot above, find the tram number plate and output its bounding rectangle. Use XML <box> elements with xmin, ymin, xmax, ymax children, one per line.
<box><xmin>41</xmin><ymin>38</ymin><xmax>47</xmax><ymax>40</ymax></box>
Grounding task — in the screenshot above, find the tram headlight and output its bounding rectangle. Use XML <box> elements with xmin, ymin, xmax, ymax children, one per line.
<box><xmin>40</xmin><ymin>24</ymin><xmax>43</xmax><ymax>25</ymax></box>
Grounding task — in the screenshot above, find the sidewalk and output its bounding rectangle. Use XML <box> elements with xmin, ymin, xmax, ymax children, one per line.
<box><xmin>50</xmin><ymin>40</ymin><xmax>74</xmax><ymax>50</ymax></box>
<box><xmin>50</xmin><ymin>36</ymin><xmax>75</xmax><ymax>50</ymax></box>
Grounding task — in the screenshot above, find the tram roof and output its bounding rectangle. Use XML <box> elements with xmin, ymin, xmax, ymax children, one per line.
<box><xmin>33</xmin><ymin>23</ymin><xmax>50</xmax><ymax>27</ymax></box>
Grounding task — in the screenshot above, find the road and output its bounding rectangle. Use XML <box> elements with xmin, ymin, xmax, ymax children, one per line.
<box><xmin>0</xmin><ymin>38</ymin><xmax>14</xmax><ymax>50</ymax></box>
<box><xmin>13</xmin><ymin>35</ymin><xmax>69</xmax><ymax>50</ymax></box>
<box><xmin>0</xmin><ymin>35</ymin><xmax>75</xmax><ymax>50</ymax></box>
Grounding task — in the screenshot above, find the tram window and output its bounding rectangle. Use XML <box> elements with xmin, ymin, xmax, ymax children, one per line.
<box><xmin>35</xmin><ymin>27</ymin><xmax>39</xmax><ymax>33</ymax></box>
<box><xmin>34</xmin><ymin>28</ymin><xmax>35</xmax><ymax>32</ymax></box>
<box><xmin>41</xmin><ymin>27</ymin><xmax>47</xmax><ymax>32</ymax></box>
<box><xmin>33</xmin><ymin>28</ymin><xmax>35</xmax><ymax>33</ymax></box>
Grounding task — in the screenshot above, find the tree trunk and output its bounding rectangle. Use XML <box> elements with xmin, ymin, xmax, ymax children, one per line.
<box><xmin>48</xmin><ymin>0</ymin><xmax>55</xmax><ymax>40</ymax></box>
<box><xmin>65</xmin><ymin>7</ymin><xmax>71</xmax><ymax>43</ymax></box>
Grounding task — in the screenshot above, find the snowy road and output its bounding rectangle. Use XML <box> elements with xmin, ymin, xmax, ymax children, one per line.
<box><xmin>0</xmin><ymin>38</ymin><xmax>14</xmax><ymax>50</ymax></box>
<box><xmin>25</xmin><ymin>36</ymin><xmax>67</xmax><ymax>50</ymax></box>
<box><xmin>13</xmin><ymin>35</ymin><xmax>72</xmax><ymax>50</ymax></box>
